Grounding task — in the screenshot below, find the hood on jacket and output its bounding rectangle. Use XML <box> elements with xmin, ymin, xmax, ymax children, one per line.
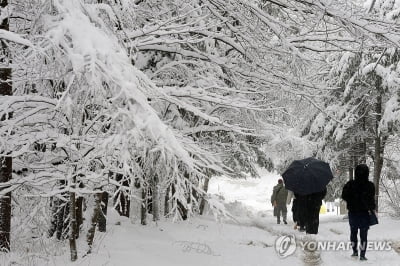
<box><xmin>355</xmin><ymin>164</ymin><xmax>369</xmax><ymax>182</ymax></box>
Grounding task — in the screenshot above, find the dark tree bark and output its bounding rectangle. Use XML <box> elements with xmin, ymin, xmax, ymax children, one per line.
<box><xmin>199</xmin><ymin>176</ymin><xmax>210</xmax><ymax>215</ymax></box>
<box><xmin>140</xmin><ymin>187</ymin><xmax>147</xmax><ymax>225</ymax></box>
<box><xmin>76</xmin><ymin>196</ymin><xmax>84</xmax><ymax>237</ymax></box>
<box><xmin>348</xmin><ymin>154</ymin><xmax>354</xmax><ymax>181</ymax></box>
<box><xmin>0</xmin><ymin>0</ymin><xmax>12</xmax><ymax>252</ymax></box>
<box><xmin>114</xmin><ymin>174</ymin><xmax>130</xmax><ymax>217</ymax></box>
<box><xmin>55</xmin><ymin>200</ymin><xmax>67</xmax><ymax>240</ymax></box>
<box><xmin>48</xmin><ymin>198</ymin><xmax>58</xmax><ymax>238</ymax></box>
<box><xmin>86</xmin><ymin>193</ymin><xmax>102</xmax><ymax>255</ymax></box>
<box><xmin>164</xmin><ymin>185</ymin><xmax>170</xmax><ymax>217</ymax></box>
<box><xmin>151</xmin><ymin>175</ymin><xmax>160</xmax><ymax>221</ymax></box>
<box><xmin>48</xmin><ymin>197</ymin><xmax>69</xmax><ymax>240</ymax></box>
<box><xmin>51</xmin><ymin>180</ymin><xmax>70</xmax><ymax>240</ymax></box>
<box><xmin>171</xmin><ymin>184</ymin><xmax>188</xmax><ymax>220</ymax></box>
<box><xmin>97</xmin><ymin>192</ymin><xmax>108</xmax><ymax>232</ymax></box>
<box><xmin>0</xmin><ymin>157</ymin><xmax>11</xmax><ymax>252</ymax></box>
<box><xmin>373</xmin><ymin>91</ymin><xmax>386</xmax><ymax>212</ymax></box>
<box><xmin>69</xmin><ymin>177</ymin><xmax>78</xmax><ymax>261</ymax></box>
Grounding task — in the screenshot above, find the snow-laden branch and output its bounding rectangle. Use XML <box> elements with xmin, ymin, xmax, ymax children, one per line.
<box><xmin>0</xmin><ymin>29</ymin><xmax>33</xmax><ymax>47</ymax></box>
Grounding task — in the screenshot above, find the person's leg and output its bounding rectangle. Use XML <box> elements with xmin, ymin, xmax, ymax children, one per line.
<box><xmin>350</xmin><ymin>226</ymin><xmax>358</xmax><ymax>255</ymax></box>
<box><xmin>314</xmin><ymin>205</ymin><xmax>320</xmax><ymax>233</ymax></box>
<box><xmin>282</xmin><ymin>205</ymin><xmax>287</xmax><ymax>224</ymax></box>
<box><xmin>359</xmin><ymin>227</ymin><xmax>368</xmax><ymax>258</ymax></box>
<box><xmin>297</xmin><ymin>197</ymin><xmax>306</xmax><ymax>231</ymax></box>
<box><xmin>305</xmin><ymin>204</ymin><xmax>312</xmax><ymax>233</ymax></box>
<box><xmin>306</xmin><ymin>204</ymin><xmax>320</xmax><ymax>234</ymax></box>
<box><xmin>277</xmin><ymin>206</ymin><xmax>281</xmax><ymax>224</ymax></box>
<box><xmin>298</xmin><ymin>209</ymin><xmax>306</xmax><ymax>230</ymax></box>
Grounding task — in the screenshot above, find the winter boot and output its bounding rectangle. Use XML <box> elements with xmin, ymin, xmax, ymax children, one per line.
<box><xmin>360</xmin><ymin>256</ymin><xmax>367</xmax><ymax>261</ymax></box>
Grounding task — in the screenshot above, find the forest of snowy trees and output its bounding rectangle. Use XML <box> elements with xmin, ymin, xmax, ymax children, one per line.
<box><xmin>0</xmin><ymin>0</ymin><xmax>400</xmax><ymax>262</ymax></box>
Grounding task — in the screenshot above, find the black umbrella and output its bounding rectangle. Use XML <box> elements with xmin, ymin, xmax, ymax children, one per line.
<box><xmin>282</xmin><ymin>157</ymin><xmax>334</xmax><ymax>195</ymax></box>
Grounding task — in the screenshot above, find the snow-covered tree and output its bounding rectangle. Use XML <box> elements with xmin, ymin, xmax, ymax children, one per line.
<box><xmin>303</xmin><ymin>0</ymin><xmax>400</xmax><ymax>208</ymax></box>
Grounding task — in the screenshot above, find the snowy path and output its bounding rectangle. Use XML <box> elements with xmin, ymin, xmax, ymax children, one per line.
<box><xmin>50</xmin><ymin>210</ymin><xmax>398</xmax><ymax>266</ymax></box>
<box><xmin>4</xmin><ymin>172</ymin><xmax>398</xmax><ymax>266</ymax></box>
<box><xmin>53</xmin><ymin>172</ymin><xmax>399</xmax><ymax>266</ymax></box>
<box><xmin>206</xmin><ymin>172</ymin><xmax>400</xmax><ymax>266</ymax></box>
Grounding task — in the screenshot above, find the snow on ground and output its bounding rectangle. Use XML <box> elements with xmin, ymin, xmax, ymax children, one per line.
<box><xmin>208</xmin><ymin>168</ymin><xmax>279</xmax><ymax>212</ymax></box>
<box><xmin>2</xmin><ymin>170</ymin><xmax>399</xmax><ymax>266</ymax></box>
<box><xmin>208</xmin><ymin>170</ymin><xmax>400</xmax><ymax>266</ymax></box>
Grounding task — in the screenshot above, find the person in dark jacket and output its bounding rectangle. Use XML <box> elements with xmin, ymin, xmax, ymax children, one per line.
<box><xmin>293</xmin><ymin>193</ymin><xmax>307</xmax><ymax>231</ymax></box>
<box><xmin>271</xmin><ymin>179</ymin><xmax>288</xmax><ymax>224</ymax></box>
<box><xmin>341</xmin><ymin>164</ymin><xmax>376</xmax><ymax>261</ymax></box>
<box><xmin>304</xmin><ymin>188</ymin><xmax>326</xmax><ymax>234</ymax></box>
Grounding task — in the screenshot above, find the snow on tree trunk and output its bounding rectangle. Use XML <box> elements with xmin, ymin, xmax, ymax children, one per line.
<box><xmin>48</xmin><ymin>195</ymin><xmax>69</xmax><ymax>241</ymax></box>
<box><xmin>57</xmin><ymin>197</ymin><xmax>70</xmax><ymax>241</ymax></box>
<box><xmin>114</xmin><ymin>174</ymin><xmax>130</xmax><ymax>217</ymax></box>
<box><xmin>97</xmin><ymin>192</ymin><xmax>108</xmax><ymax>232</ymax></box>
<box><xmin>69</xmin><ymin>176</ymin><xmax>78</xmax><ymax>261</ymax></box>
<box><xmin>86</xmin><ymin>193</ymin><xmax>102</xmax><ymax>255</ymax></box>
<box><xmin>0</xmin><ymin>157</ymin><xmax>11</xmax><ymax>252</ymax></box>
<box><xmin>130</xmin><ymin>180</ymin><xmax>142</xmax><ymax>223</ymax></box>
<box><xmin>164</xmin><ymin>185</ymin><xmax>170</xmax><ymax>218</ymax></box>
<box><xmin>374</xmin><ymin>88</ymin><xmax>385</xmax><ymax>212</ymax></box>
<box><xmin>76</xmin><ymin>196</ymin><xmax>84</xmax><ymax>237</ymax></box>
<box><xmin>199</xmin><ymin>176</ymin><xmax>210</xmax><ymax>215</ymax></box>
<box><xmin>140</xmin><ymin>187</ymin><xmax>147</xmax><ymax>225</ymax></box>
<box><xmin>152</xmin><ymin>175</ymin><xmax>160</xmax><ymax>222</ymax></box>
<box><xmin>0</xmin><ymin>0</ymin><xmax>11</xmax><ymax>251</ymax></box>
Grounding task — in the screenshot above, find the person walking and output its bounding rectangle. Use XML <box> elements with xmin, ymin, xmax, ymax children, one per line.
<box><xmin>341</xmin><ymin>164</ymin><xmax>376</xmax><ymax>261</ymax></box>
<box><xmin>304</xmin><ymin>188</ymin><xmax>326</xmax><ymax>234</ymax></box>
<box><xmin>271</xmin><ymin>179</ymin><xmax>288</xmax><ymax>224</ymax></box>
<box><xmin>294</xmin><ymin>193</ymin><xmax>307</xmax><ymax>231</ymax></box>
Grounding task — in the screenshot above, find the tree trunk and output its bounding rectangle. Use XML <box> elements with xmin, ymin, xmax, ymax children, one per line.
<box><xmin>373</xmin><ymin>136</ymin><xmax>383</xmax><ymax>212</ymax></box>
<box><xmin>171</xmin><ymin>184</ymin><xmax>188</xmax><ymax>220</ymax></box>
<box><xmin>56</xmin><ymin>199</ymin><xmax>67</xmax><ymax>240</ymax></box>
<box><xmin>353</xmin><ymin>154</ymin><xmax>358</xmax><ymax>170</ymax></box>
<box><xmin>152</xmin><ymin>176</ymin><xmax>160</xmax><ymax>221</ymax></box>
<box><xmin>140</xmin><ymin>187</ymin><xmax>147</xmax><ymax>225</ymax></box>
<box><xmin>368</xmin><ymin>0</ymin><xmax>377</xmax><ymax>13</ymax></box>
<box><xmin>373</xmin><ymin>91</ymin><xmax>385</xmax><ymax>212</ymax></box>
<box><xmin>360</xmin><ymin>116</ymin><xmax>367</xmax><ymax>163</ymax></box>
<box><xmin>49</xmin><ymin>196</ymin><xmax>69</xmax><ymax>240</ymax></box>
<box><xmin>0</xmin><ymin>157</ymin><xmax>11</xmax><ymax>252</ymax></box>
<box><xmin>114</xmin><ymin>174</ymin><xmax>130</xmax><ymax>217</ymax></box>
<box><xmin>48</xmin><ymin>198</ymin><xmax>59</xmax><ymax>238</ymax></box>
<box><xmin>69</xmin><ymin>178</ymin><xmax>78</xmax><ymax>261</ymax></box>
<box><xmin>76</xmin><ymin>196</ymin><xmax>83</xmax><ymax>238</ymax></box>
<box><xmin>0</xmin><ymin>0</ymin><xmax>12</xmax><ymax>251</ymax></box>
<box><xmin>97</xmin><ymin>192</ymin><xmax>108</xmax><ymax>232</ymax></box>
<box><xmin>348</xmin><ymin>154</ymin><xmax>354</xmax><ymax>181</ymax></box>
<box><xmin>86</xmin><ymin>193</ymin><xmax>102</xmax><ymax>255</ymax></box>
<box><xmin>164</xmin><ymin>185</ymin><xmax>170</xmax><ymax>217</ymax></box>
<box><xmin>199</xmin><ymin>176</ymin><xmax>210</xmax><ymax>215</ymax></box>
<box><xmin>130</xmin><ymin>179</ymin><xmax>142</xmax><ymax>223</ymax></box>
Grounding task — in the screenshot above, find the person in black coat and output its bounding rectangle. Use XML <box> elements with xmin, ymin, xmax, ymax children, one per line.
<box><xmin>304</xmin><ymin>188</ymin><xmax>326</xmax><ymax>234</ymax></box>
<box><xmin>295</xmin><ymin>189</ymin><xmax>326</xmax><ymax>234</ymax></box>
<box><xmin>294</xmin><ymin>193</ymin><xmax>307</xmax><ymax>231</ymax></box>
<box><xmin>341</xmin><ymin>164</ymin><xmax>376</xmax><ymax>261</ymax></box>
